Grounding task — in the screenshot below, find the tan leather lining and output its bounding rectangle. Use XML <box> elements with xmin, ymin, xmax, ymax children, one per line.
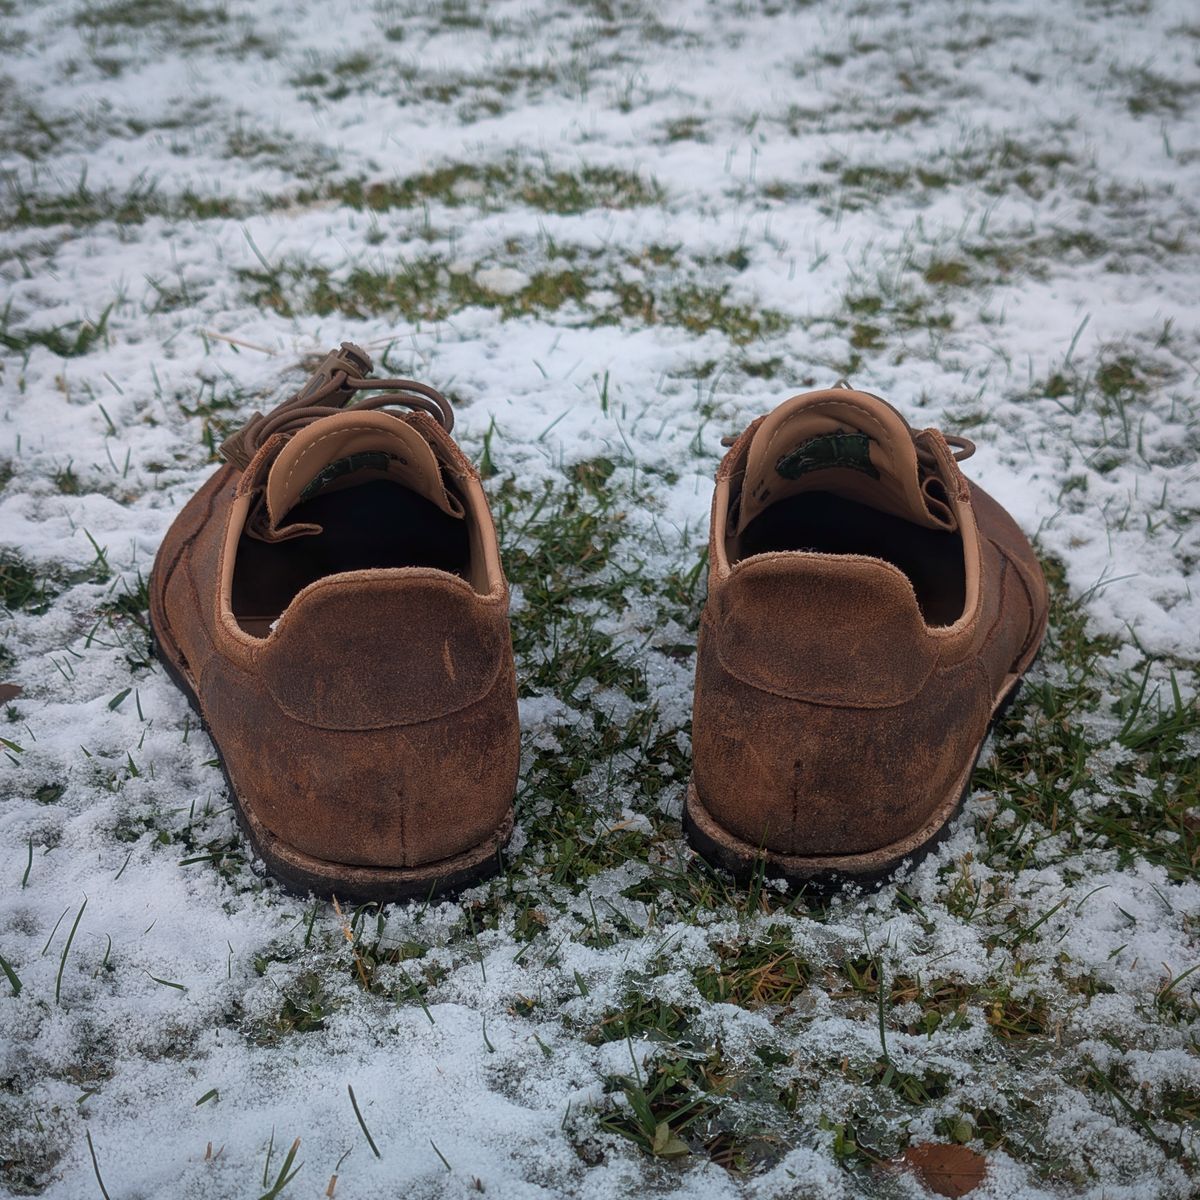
<box><xmin>265</xmin><ymin>410</ymin><xmax>462</xmax><ymax>533</ymax></box>
<box><xmin>735</xmin><ymin>390</ymin><xmax>953</xmax><ymax>536</ymax></box>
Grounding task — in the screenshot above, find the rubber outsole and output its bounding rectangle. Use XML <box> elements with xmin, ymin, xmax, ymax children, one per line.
<box><xmin>148</xmin><ymin>610</ymin><xmax>512</xmax><ymax>904</ymax></box>
<box><xmin>683</xmin><ymin>666</ymin><xmax>1035</xmax><ymax>894</ymax></box>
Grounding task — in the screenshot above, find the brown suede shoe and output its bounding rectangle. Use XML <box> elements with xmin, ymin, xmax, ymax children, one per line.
<box><xmin>686</xmin><ymin>384</ymin><xmax>1048</xmax><ymax>886</ymax></box>
<box><xmin>149</xmin><ymin>344</ymin><xmax>519</xmax><ymax>901</ymax></box>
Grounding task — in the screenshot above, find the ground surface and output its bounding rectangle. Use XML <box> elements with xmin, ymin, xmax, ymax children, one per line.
<box><xmin>1</xmin><ymin>1</ymin><xmax>1198</xmax><ymax>1197</ymax></box>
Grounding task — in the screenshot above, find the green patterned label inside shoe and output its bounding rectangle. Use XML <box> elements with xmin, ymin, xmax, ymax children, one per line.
<box><xmin>298</xmin><ymin>451</ymin><xmax>395</xmax><ymax>502</ymax></box>
<box><xmin>776</xmin><ymin>431</ymin><xmax>878</xmax><ymax>480</ymax></box>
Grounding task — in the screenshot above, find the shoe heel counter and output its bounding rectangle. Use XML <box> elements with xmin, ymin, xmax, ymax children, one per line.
<box><xmin>203</xmin><ymin>652</ymin><xmax>519</xmax><ymax>870</ymax></box>
<box><xmin>694</xmin><ymin>634</ymin><xmax>991</xmax><ymax>857</ymax></box>
<box><xmin>692</xmin><ymin>625</ymin><xmax>809</xmax><ymax>853</ymax></box>
<box><xmin>259</xmin><ymin>572</ymin><xmax>512</xmax><ymax>730</ymax></box>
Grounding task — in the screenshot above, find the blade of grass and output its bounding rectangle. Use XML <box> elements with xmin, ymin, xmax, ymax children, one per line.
<box><xmin>55</xmin><ymin>897</ymin><xmax>87</xmax><ymax>1005</ymax></box>
<box><xmin>347</xmin><ymin>1085</ymin><xmax>381</xmax><ymax>1158</ymax></box>
<box><xmin>430</xmin><ymin>1139</ymin><xmax>451</xmax><ymax>1172</ymax></box>
<box><xmin>259</xmin><ymin>1137</ymin><xmax>302</xmax><ymax>1200</ymax></box>
<box><xmin>0</xmin><ymin>951</ymin><xmax>21</xmax><ymax>997</ymax></box>
<box><xmin>85</xmin><ymin>1128</ymin><xmax>111</xmax><ymax>1200</ymax></box>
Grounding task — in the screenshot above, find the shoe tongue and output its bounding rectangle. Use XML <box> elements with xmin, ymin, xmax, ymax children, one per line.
<box><xmin>734</xmin><ymin>387</ymin><xmax>954</xmax><ymax>536</ymax></box>
<box><xmin>261</xmin><ymin>409</ymin><xmax>462</xmax><ymax>539</ymax></box>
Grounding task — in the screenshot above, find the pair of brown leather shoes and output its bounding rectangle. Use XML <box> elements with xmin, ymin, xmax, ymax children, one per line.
<box><xmin>150</xmin><ymin>344</ymin><xmax>1047</xmax><ymax>901</ymax></box>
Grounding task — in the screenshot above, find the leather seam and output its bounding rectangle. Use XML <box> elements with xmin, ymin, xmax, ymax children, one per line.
<box><xmin>159</xmin><ymin>471</ymin><xmax>226</xmax><ymax>585</ymax></box>
<box><xmin>153</xmin><ymin>474</ymin><xmax>229</xmax><ymax>669</ymax></box>
<box><xmin>984</xmin><ymin>549</ymin><xmax>1009</xmax><ymax>645</ymax></box>
<box><xmin>200</xmin><ymin>651</ymin><xmax>512</xmax><ymax>734</ymax></box>
<box><xmin>992</xmin><ymin>540</ymin><xmax>1043</xmax><ymax>662</ymax></box>
<box><xmin>703</xmin><ymin>611</ymin><xmax>935</xmax><ymax>710</ymax></box>
<box><xmin>261</xmin><ymin>644</ymin><xmax>508</xmax><ymax>731</ymax></box>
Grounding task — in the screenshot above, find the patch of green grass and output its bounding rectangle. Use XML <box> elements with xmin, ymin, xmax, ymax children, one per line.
<box><xmin>515</xmin><ymin>726</ymin><xmax>669</xmax><ymax>890</ymax></box>
<box><xmin>580</xmin><ymin>946</ymin><xmax>1051</xmax><ymax>1176</ymax></box>
<box><xmin>290</xmin><ymin>52</ymin><xmax>568</xmax><ymax>116</ymax></box>
<box><xmin>1120</xmin><ymin>65</ymin><xmax>1198</xmax><ymax>116</ymax></box>
<box><xmin>764</xmin><ymin>135</ymin><xmax>1079</xmax><ymax>213</ymax></box>
<box><xmin>737</xmin><ymin>355</ymin><xmax>786</xmax><ymax>379</ymax></box>
<box><xmin>923</xmin><ymin>258</ymin><xmax>973</xmax><ymax>286</ymax></box>
<box><xmin>242</xmin><ymin>249</ymin><xmax>788</xmax><ymax>347</ymax></box>
<box><xmin>224</xmin><ymin>126</ymin><xmax>291</xmax><ymax>160</ymax></box>
<box><xmin>498</xmin><ymin>477</ymin><xmax>641</xmax><ymax>696</ymax></box>
<box><xmin>931</xmin><ymin>228</ymin><xmax>1121</xmax><ymax>290</ymax></box>
<box><xmin>953</xmin><ymin>226</ymin><xmax>1139</xmax><ymax>287</ymax></box>
<box><xmin>650</xmin><ymin>284</ymin><xmax>786</xmax><ymax>345</ymax></box>
<box><xmin>594</xmin><ymin>1052</ymin><xmax>728</xmax><ymax>1165</ymax></box>
<box><xmin>174</xmin><ymin>377</ymin><xmax>252</xmax><ymax>460</ymax></box>
<box><xmin>1</xmin><ymin>176</ymin><xmax>242</xmax><ymax>230</ymax></box>
<box><xmin>582</xmin><ymin>990</ymin><xmax>786</xmax><ymax>1172</ymax></box>
<box><xmin>588</xmin><ymin>991</ymin><xmax>693</xmax><ymax>1046</ymax></box>
<box><xmin>248</xmin><ymin>258</ymin><xmax>590</xmax><ymax>324</ymax></box>
<box><xmin>762</xmin><ymin>159</ymin><xmax>949</xmax><ymax>212</ymax></box>
<box><xmin>829</xmin><ymin>956</ymin><xmax>1050</xmax><ymax>1041</ymax></box>
<box><xmin>74</xmin><ymin>0</ymin><xmax>268</xmax><ymax>58</ymax></box>
<box><xmin>830</xmin><ymin>288</ymin><xmax>953</xmax><ymax>373</ymax></box>
<box><xmin>100</xmin><ymin>571</ymin><xmax>149</xmax><ymax>626</ymax></box>
<box><xmin>1094</xmin><ymin>353</ymin><xmax>1153</xmax><ymax>406</ymax></box>
<box><xmin>75</xmin><ymin>0</ymin><xmax>230</xmax><ymax>30</ymax></box>
<box><xmin>76</xmin><ymin>6</ymin><xmax>275</xmax><ymax>66</ymax></box>
<box><xmin>1028</xmin><ymin>347</ymin><xmax>1176</xmax><ymax>467</ymax></box>
<box><xmin>660</xmin><ymin>116</ymin><xmax>707</xmax><ymax>143</ymax></box>
<box><xmin>0</xmin><ymin>551</ymin><xmax>57</xmax><ymax>614</ymax></box>
<box><xmin>1079</xmin><ymin>1060</ymin><xmax>1198</xmax><ymax>1165</ymax></box>
<box><xmin>849</xmin><ymin>322</ymin><xmax>884</xmax><ymax>351</ymax></box>
<box><xmin>433</xmin><ymin>464</ymin><xmax>695</xmax><ymax>900</ymax></box>
<box><xmin>433</xmin><ymin>0</ymin><xmax>485</xmax><ymax>29</ymax></box>
<box><xmin>836</xmin><ymin>162</ymin><xmax>918</xmax><ymax>192</ymax></box>
<box><xmin>694</xmin><ymin>926</ymin><xmax>810</xmax><ymax>1008</ymax></box>
<box><xmin>52</xmin><ymin>464</ymin><xmax>80</xmax><ymax>495</ymax></box>
<box><xmin>975</xmin><ymin>558</ymin><xmax>1197</xmax><ymax>883</ymax></box>
<box><xmin>326</xmin><ymin>905</ymin><xmax>440</xmax><ymax>1004</ymax></box>
<box><xmin>97</xmin><ymin>571</ymin><xmax>153</xmax><ymax>669</ymax></box>
<box><xmin>306</xmin><ymin>160</ymin><xmax>663</xmax><ymax>216</ymax></box>
<box><xmin>958</xmin><ymin>136</ymin><xmax>1076</xmax><ymax>199</ymax></box>
<box><xmin>0</xmin><ymin>303</ymin><xmax>111</xmax><ymax>357</ymax></box>
<box><xmin>258</xmin><ymin>973</ymin><xmax>334</xmax><ymax>1040</ymax></box>
<box><xmin>0</xmin><ymin>84</ymin><xmax>73</xmax><ymax>161</ymax></box>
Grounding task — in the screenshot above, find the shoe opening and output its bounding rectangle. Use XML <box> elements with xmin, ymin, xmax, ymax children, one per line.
<box><xmin>230</xmin><ymin>472</ymin><xmax>474</xmax><ymax>638</ymax></box>
<box><xmin>732</xmin><ymin>489</ymin><xmax>967</xmax><ymax>627</ymax></box>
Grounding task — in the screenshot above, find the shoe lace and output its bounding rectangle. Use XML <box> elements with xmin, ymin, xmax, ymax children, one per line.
<box><xmin>220</xmin><ymin>343</ymin><xmax>453</xmax><ymax>471</ymax></box>
<box><xmin>916</xmin><ymin>433</ymin><xmax>975</xmax><ymax>469</ymax></box>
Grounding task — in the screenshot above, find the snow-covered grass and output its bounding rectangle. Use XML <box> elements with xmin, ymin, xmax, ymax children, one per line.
<box><xmin>1</xmin><ymin>1</ymin><xmax>1198</xmax><ymax>1196</ymax></box>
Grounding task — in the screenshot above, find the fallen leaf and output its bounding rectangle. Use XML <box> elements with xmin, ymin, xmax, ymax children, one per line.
<box><xmin>0</xmin><ymin>683</ymin><xmax>22</xmax><ymax>703</ymax></box>
<box><xmin>651</xmin><ymin>1120</ymin><xmax>690</xmax><ymax>1160</ymax></box>
<box><xmin>902</xmin><ymin>1143</ymin><xmax>987</xmax><ymax>1197</ymax></box>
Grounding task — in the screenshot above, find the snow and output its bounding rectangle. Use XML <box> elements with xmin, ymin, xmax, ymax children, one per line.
<box><xmin>1</xmin><ymin>0</ymin><xmax>1198</xmax><ymax>1197</ymax></box>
